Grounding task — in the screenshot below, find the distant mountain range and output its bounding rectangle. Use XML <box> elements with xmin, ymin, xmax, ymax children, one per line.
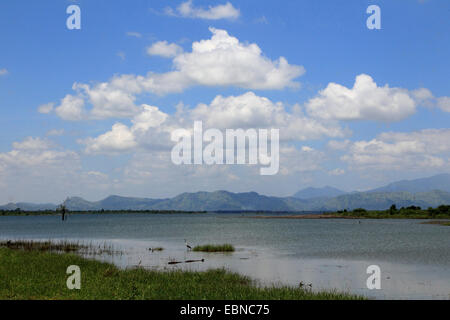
<box><xmin>292</xmin><ymin>173</ymin><xmax>450</xmax><ymax>199</ymax></box>
<box><xmin>293</xmin><ymin>186</ymin><xmax>348</xmax><ymax>199</ymax></box>
<box><xmin>2</xmin><ymin>174</ymin><xmax>450</xmax><ymax>212</ymax></box>
<box><xmin>368</xmin><ymin>174</ymin><xmax>450</xmax><ymax>194</ymax></box>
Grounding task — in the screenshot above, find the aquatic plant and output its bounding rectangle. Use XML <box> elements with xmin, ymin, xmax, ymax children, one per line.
<box><xmin>192</xmin><ymin>244</ymin><xmax>235</xmax><ymax>253</ymax></box>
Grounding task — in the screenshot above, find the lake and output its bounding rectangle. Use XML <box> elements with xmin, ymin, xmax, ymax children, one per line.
<box><xmin>1</xmin><ymin>213</ymin><xmax>450</xmax><ymax>299</ymax></box>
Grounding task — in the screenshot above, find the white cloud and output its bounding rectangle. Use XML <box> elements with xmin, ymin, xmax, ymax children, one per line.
<box><xmin>166</xmin><ymin>1</ymin><xmax>240</xmax><ymax>20</ymax></box>
<box><xmin>55</xmin><ymin>94</ymin><xmax>86</xmax><ymax>121</ymax></box>
<box><xmin>49</xmin><ymin>78</ymin><xmax>144</xmax><ymax>120</ymax></box>
<box><xmin>173</xmin><ymin>28</ymin><xmax>304</xmax><ymax>90</ymax></box>
<box><xmin>437</xmin><ymin>97</ymin><xmax>450</xmax><ymax>112</ymax></box>
<box><xmin>118</xmin><ymin>141</ymin><xmax>325</xmax><ymax>198</ymax></box>
<box><xmin>83</xmin><ymin>123</ymin><xmax>138</xmax><ymax>155</ymax></box>
<box><xmin>306</xmin><ymin>74</ymin><xmax>417</xmax><ymax>122</ymax></box>
<box><xmin>412</xmin><ymin>88</ymin><xmax>434</xmax><ymax>104</ymax></box>
<box><xmin>74</xmin><ymin>81</ymin><xmax>140</xmax><ymax>119</ymax></box>
<box><xmin>38</xmin><ymin>103</ymin><xmax>54</xmax><ymax>114</ymax></box>
<box><xmin>327</xmin><ymin>139</ymin><xmax>351</xmax><ymax>151</ymax></box>
<box><xmin>147</xmin><ymin>41</ymin><xmax>183</xmax><ymax>58</ymax></box>
<box><xmin>47</xmin><ymin>28</ymin><xmax>304</xmax><ymax>121</ymax></box>
<box><xmin>188</xmin><ymin>92</ymin><xmax>347</xmax><ymax>141</ymax></box>
<box><xmin>189</xmin><ymin>92</ymin><xmax>285</xmax><ymax>129</ymax></box>
<box><xmin>278</xmin><ymin>145</ymin><xmax>323</xmax><ymax>175</ymax></box>
<box><xmin>132</xmin><ymin>105</ymin><xmax>169</xmax><ymax>132</ymax></box>
<box><xmin>46</xmin><ymin>129</ymin><xmax>65</xmax><ymax>137</ymax></box>
<box><xmin>82</xmin><ymin>105</ymin><xmax>169</xmax><ymax>154</ymax></box>
<box><xmin>81</xmin><ymin>91</ymin><xmax>347</xmax><ymax>159</ymax></box>
<box><xmin>12</xmin><ymin>137</ymin><xmax>54</xmax><ymax>151</ymax></box>
<box><xmin>0</xmin><ymin>137</ymin><xmax>79</xmax><ymax>177</ymax></box>
<box><xmin>126</xmin><ymin>32</ymin><xmax>142</xmax><ymax>38</ymax></box>
<box><xmin>0</xmin><ymin>137</ymin><xmax>115</xmax><ymax>204</ymax></box>
<box><xmin>0</xmin><ymin>148</ymin><xmax>77</xmax><ymax>173</ymax></box>
<box><xmin>411</xmin><ymin>89</ymin><xmax>450</xmax><ymax>113</ymax></box>
<box><xmin>0</xmin><ymin>69</ymin><xmax>8</xmax><ymax>76</ymax></box>
<box><xmin>342</xmin><ymin>129</ymin><xmax>450</xmax><ymax>171</ymax></box>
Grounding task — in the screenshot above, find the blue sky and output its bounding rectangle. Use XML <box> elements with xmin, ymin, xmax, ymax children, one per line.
<box><xmin>0</xmin><ymin>0</ymin><xmax>449</xmax><ymax>203</ymax></box>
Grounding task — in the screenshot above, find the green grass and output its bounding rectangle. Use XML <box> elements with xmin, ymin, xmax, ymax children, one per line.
<box><xmin>0</xmin><ymin>247</ymin><xmax>362</xmax><ymax>300</ymax></box>
<box><xmin>193</xmin><ymin>244</ymin><xmax>235</xmax><ymax>253</ymax></box>
<box><xmin>334</xmin><ymin>205</ymin><xmax>450</xmax><ymax>219</ymax></box>
<box><xmin>0</xmin><ymin>240</ymin><xmax>85</xmax><ymax>253</ymax></box>
<box><xmin>0</xmin><ymin>240</ymin><xmax>120</xmax><ymax>256</ymax></box>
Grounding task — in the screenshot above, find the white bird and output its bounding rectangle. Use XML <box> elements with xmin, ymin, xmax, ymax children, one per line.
<box><xmin>184</xmin><ymin>239</ymin><xmax>192</xmax><ymax>251</ymax></box>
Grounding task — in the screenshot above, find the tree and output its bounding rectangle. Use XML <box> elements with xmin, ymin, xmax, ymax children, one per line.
<box><xmin>59</xmin><ymin>200</ymin><xmax>69</xmax><ymax>221</ymax></box>
<box><xmin>389</xmin><ymin>204</ymin><xmax>397</xmax><ymax>215</ymax></box>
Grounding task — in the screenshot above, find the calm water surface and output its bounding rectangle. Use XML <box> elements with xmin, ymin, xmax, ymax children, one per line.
<box><xmin>1</xmin><ymin>213</ymin><xmax>450</xmax><ymax>299</ymax></box>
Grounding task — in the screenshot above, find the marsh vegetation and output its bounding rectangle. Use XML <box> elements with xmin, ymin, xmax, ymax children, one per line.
<box><xmin>0</xmin><ymin>246</ymin><xmax>362</xmax><ymax>300</ymax></box>
<box><xmin>193</xmin><ymin>244</ymin><xmax>235</xmax><ymax>253</ymax></box>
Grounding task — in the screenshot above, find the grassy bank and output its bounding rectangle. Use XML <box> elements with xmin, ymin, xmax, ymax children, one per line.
<box><xmin>334</xmin><ymin>205</ymin><xmax>450</xmax><ymax>219</ymax></box>
<box><xmin>0</xmin><ymin>240</ymin><xmax>119</xmax><ymax>256</ymax></box>
<box><xmin>193</xmin><ymin>244</ymin><xmax>235</xmax><ymax>253</ymax></box>
<box><xmin>0</xmin><ymin>247</ymin><xmax>362</xmax><ymax>300</ymax></box>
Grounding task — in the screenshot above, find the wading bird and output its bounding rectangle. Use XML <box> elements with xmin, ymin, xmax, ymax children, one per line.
<box><xmin>184</xmin><ymin>239</ymin><xmax>192</xmax><ymax>251</ymax></box>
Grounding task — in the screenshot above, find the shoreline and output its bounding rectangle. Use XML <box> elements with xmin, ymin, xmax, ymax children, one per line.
<box><xmin>249</xmin><ymin>214</ymin><xmax>359</xmax><ymax>219</ymax></box>
<box><xmin>249</xmin><ymin>214</ymin><xmax>450</xmax><ymax>220</ymax></box>
<box><xmin>0</xmin><ymin>243</ymin><xmax>363</xmax><ymax>300</ymax></box>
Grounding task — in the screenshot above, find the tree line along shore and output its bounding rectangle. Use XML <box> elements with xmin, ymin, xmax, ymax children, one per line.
<box><xmin>250</xmin><ymin>205</ymin><xmax>450</xmax><ymax>221</ymax></box>
<box><xmin>0</xmin><ymin>209</ymin><xmax>207</xmax><ymax>216</ymax></box>
<box><xmin>1</xmin><ymin>204</ymin><xmax>449</xmax><ymax>219</ymax></box>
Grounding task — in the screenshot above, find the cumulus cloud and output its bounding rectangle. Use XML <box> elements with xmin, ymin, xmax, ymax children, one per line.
<box><xmin>82</xmin><ymin>105</ymin><xmax>169</xmax><ymax>154</ymax></box>
<box><xmin>189</xmin><ymin>92</ymin><xmax>285</xmax><ymax>129</ymax></box>
<box><xmin>12</xmin><ymin>137</ymin><xmax>54</xmax><ymax>151</ymax></box>
<box><xmin>278</xmin><ymin>145</ymin><xmax>324</xmax><ymax>175</ymax></box>
<box><xmin>189</xmin><ymin>92</ymin><xmax>347</xmax><ymax>141</ymax></box>
<box><xmin>412</xmin><ymin>88</ymin><xmax>434</xmax><ymax>105</ymax></box>
<box><xmin>121</xmin><ymin>151</ymin><xmax>250</xmax><ymax>197</ymax></box>
<box><xmin>45</xmin><ymin>28</ymin><xmax>304</xmax><ymax>121</ymax></box>
<box><xmin>118</xmin><ymin>141</ymin><xmax>325</xmax><ymax>197</ymax></box>
<box><xmin>437</xmin><ymin>97</ymin><xmax>450</xmax><ymax>112</ymax></box>
<box><xmin>38</xmin><ymin>103</ymin><xmax>54</xmax><ymax>114</ymax></box>
<box><xmin>83</xmin><ymin>123</ymin><xmax>138</xmax><ymax>155</ymax></box>
<box><xmin>55</xmin><ymin>94</ymin><xmax>86</xmax><ymax>121</ymax></box>
<box><xmin>166</xmin><ymin>1</ymin><xmax>240</xmax><ymax>20</ymax></box>
<box><xmin>305</xmin><ymin>74</ymin><xmax>450</xmax><ymax>122</ymax></box>
<box><xmin>0</xmin><ymin>69</ymin><xmax>8</xmax><ymax>76</ymax></box>
<box><xmin>147</xmin><ymin>41</ymin><xmax>183</xmax><ymax>58</ymax></box>
<box><xmin>173</xmin><ymin>28</ymin><xmax>304</xmax><ymax>90</ymax></box>
<box><xmin>412</xmin><ymin>88</ymin><xmax>450</xmax><ymax>112</ymax></box>
<box><xmin>0</xmin><ymin>137</ymin><xmax>79</xmax><ymax>179</ymax></box>
<box><xmin>0</xmin><ymin>137</ymin><xmax>115</xmax><ymax>203</ymax></box>
<box><xmin>74</xmin><ymin>81</ymin><xmax>140</xmax><ymax>119</ymax></box>
<box><xmin>82</xmin><ymin>91</ymin><xmax>348</xmax><ymax>156</ymax></box>
<box><xmin>306</xmin><ymin>74</ymin><xmax>417</xmax><ymax>122</ymax></box>
<box><xmin>342</xmin><ymin>129</ymin><xmax>450</xmax><ymax>171</ymax></box>
<box><xmin>131</xmin><ymin>105</ymin><xmax>169</xmax><ymax>132</ymax></box>
<box><xmin>327</xmin><ymin>139</ymin><xmax>351</xmax><ymax>151</ymax></box>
